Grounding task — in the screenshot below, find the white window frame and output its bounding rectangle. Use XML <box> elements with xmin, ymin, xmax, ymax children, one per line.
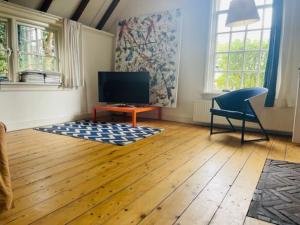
<box><xmin>0</xmin><ymin>18</ymin><xmax>11</xmax><ymax>79</ymax></box>
<box><xmin>205</xmin><ymin>0</ymin><xmax>273</xmax><ymax>93</ymax></box>
<box><xmin>0</xmin><ymin>13</ymin><xmax>62</xmax><ymax>84</ymax></box>
<box><xmin>16</xmin><ymin>22</ymin><xmax>59</xmax><ymax>74</ymax></box>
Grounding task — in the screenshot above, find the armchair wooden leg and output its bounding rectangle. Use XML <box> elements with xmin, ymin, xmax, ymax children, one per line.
<box><xmin>241</xmin><ymin>119</ymin><xmax>246</xmax><ymax>144</ymax></box>
<box><xmin>210</xmin><ymin>113</ymin><xmax>214</xmax><ymax>135</ymax></box>
<box><xmin>241</xmin><ymin>119</ymin><xmax>270</xmax><ymax>144</ymax></box>
<box><xmin>226</xmin><ymin>118</ymin><xmax>236</xmax><ymax>131</ymax></box>
<box><xmin>257</xmin><ymin>119</ymin><xmax>270</xmax><ymax>141</ymax></box>
<box><xmin>210</xmin><ymin>114</ymin><xmax>236</xmax><ymax>135</ymax></box>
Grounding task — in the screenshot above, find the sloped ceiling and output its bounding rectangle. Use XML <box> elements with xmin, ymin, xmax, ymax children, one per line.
<box><xmin>6</xmin><ymin>0</ymin><xmax>121</xmax><ymax>30</ymax></box>
<box><xmin>102</xmin><ymin>0</ymin><xmax>129</xmax><ymax>31</ymax></box>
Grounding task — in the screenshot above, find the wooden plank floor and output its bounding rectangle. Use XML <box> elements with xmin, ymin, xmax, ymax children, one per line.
<box><xmin>1</xmin><ymin>120</ymin><xmax>299</xmax><ymax>225</ymax></box>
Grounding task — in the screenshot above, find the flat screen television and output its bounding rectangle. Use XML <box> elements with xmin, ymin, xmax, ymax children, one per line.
<box><xmin>98</xmin><ymin>72</ymin><xmax>150</xmax><ymax>104</ymax></box>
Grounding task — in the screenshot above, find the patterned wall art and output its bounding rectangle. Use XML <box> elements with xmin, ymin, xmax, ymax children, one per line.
<box><xmin>115</xmin><ymin>9</ymin><xmax>182</xmax><ymax>108</ymax></box>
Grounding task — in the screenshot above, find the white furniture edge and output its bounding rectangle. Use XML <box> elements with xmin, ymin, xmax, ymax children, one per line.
<box><xmin>292</xmin><ymin>70</ymin><xmax>300</xmax><ymax>143</ymax></box>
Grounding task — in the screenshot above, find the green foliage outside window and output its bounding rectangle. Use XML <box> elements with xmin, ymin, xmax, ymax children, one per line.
<box><xmin>214</xmin><ymin>39</ymin><xmax>269</xmax><ymax>90</ymax></box>
<box><xmin>0</xmin><ymin>22</ymin><xmax>8</xmax><ymax>76</ymax></box>
<box><xmin>18</xmin><ymin>25</ymin><xmax>58</xmax><ymax>72</ymax></box>
<box><xmin>0</xmin><ymin>22</ymin><xmax>59</xmax><ymax>78</ymax></box>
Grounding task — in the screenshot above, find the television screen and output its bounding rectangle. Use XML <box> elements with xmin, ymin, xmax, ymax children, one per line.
<box><xmin>98</xmin><ymin>72</ymin><xmax>150</xmax><ymax>104</ymax></box>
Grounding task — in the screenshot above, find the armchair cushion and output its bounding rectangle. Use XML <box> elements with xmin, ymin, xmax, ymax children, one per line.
<box><xmin>210</xmin><ymin>108</ymin><xmax>257</xmax><ymax>122</ymax></box>
<box><xmin>214</xmin><ymin>88</ymin><xmax>268</xmax><ymax>115</ymax></box>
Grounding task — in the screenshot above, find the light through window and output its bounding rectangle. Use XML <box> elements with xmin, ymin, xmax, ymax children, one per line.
<box><xmin>211</xmin><ymin>0</ymin><xmax>273</xmax><ymax>91</ymax></box>
<box><xmin>0</xmin><ymin>20</ymin><xmax>9</xmax><ymax>78</ymax></box>
<box><xmin>17</xmin><ymin>24</ymin><xmax>58</xmax><ymax>72</ymax></box>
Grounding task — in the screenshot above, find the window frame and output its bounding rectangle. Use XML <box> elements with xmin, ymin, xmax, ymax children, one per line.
<box><xmin>205</xmin><ymin>0</ymin><xmax>273</xmax><ymax>93</ymax></box>
<box><xmin>16</xmin><ymin>21</ymin><xmax>60</xmax><ymax>74</ymax></box>
<box><xmin>0</xmin><ymin>13</ymin><xmax>61</xmax><ymax>84</ymax></box>
<box><xmin>0</xmin><ymin>18</ymin><xmax>11</xmax><ymax>79</ymax></box>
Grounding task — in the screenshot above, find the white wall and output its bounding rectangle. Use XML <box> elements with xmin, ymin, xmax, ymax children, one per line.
<box><xmin>0</xmin><ymin>5</ymin><xmax>114</xmax><ymax>131</ymax></box>
<box><xmin>105</xmin><ymin>0</ymin><xmax>211</xmax><ymax>124</ymax></box>
<box><xmin>104</xmin><ymin>0</ymin><xmax>299</xmax><ymax>133</ymax></box>
<box><xmin>82</xmin><ymin>27</ymin><xmax>114</xmax><ymax>112</ymax></box>
<box><xmin>0</xmin><ymin>87</ymin><xmax>86</xmax><ymax>131</ymax></box>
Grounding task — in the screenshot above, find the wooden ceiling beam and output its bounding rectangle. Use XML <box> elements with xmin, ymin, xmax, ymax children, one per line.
<box><xmin>96</xmin><ymin>0</ymin><xmax>120</xmax><ymax>30</ymax></box>
<box><xmin>39</xmin><ymin>0</ymin><xmax>53</xmax><ymax>12</ymax></box>
<box><xmin>71</xmin><ymin>0</ymin><xmax>90</xmax><ymax>21</ymax></box>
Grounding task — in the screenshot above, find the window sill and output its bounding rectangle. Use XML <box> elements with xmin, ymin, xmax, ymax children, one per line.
<box><xmin>0</xmin><ymin>81</ymin><xmax>62</xmax><ymax>91</ymax></box>
<box><xmin>201</xmin><ymin>91</ymin><xmax>224</xmax><ymax>100</ymax></box>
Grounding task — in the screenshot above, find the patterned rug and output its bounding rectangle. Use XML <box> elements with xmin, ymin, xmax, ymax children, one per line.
<box><xmin>35</xmin><ymin>120</ymin><xmax>163</xmax><ymax>146</ymax></box>
<box><xmin>247</xmin><ymin>159</ymin><xmax>300</xmax><ymax>225</ymax></box>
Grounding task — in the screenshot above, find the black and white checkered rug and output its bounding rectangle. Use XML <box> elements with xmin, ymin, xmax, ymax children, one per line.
<box><xmin>35</xmin><ymin>120</ymin><xmax>163</xmax><ymax>146</ymax></box>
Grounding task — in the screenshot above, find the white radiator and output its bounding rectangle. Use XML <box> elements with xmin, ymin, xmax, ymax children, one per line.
<box><xmin>192</xmin><ymin>100</ymin><xmax>211</xmax><ymax>123</ymax></box>
<box><xmin>193</xmin><ymin>100</ymin><xmax>227</xmax><ymax>125</ymax></box>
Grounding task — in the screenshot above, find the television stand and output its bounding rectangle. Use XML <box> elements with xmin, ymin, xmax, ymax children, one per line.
<box><xmin>112</xmin><ymin>104</ymin><xmax>135</xmax><ymax>108</ymax></box>
<box><xmin>92</xmin><ymin>105</ymin><xmax>162</xmax><ymax>127</ymax></box>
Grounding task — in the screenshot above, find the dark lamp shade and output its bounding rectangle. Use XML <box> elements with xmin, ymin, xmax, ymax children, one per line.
<box><xmin>226</xmin><ymin>0</ymin><xmax>260</xmax><ymax>27</ymax></box>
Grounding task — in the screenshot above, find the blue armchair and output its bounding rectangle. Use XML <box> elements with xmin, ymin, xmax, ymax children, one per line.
<box><xmin>210</xmin><ymin>88</ymin><xmax>269</xmax><ymax>144</ymax></box>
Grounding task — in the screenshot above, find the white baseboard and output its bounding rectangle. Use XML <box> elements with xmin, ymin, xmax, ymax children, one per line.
<box><xmin>161</xmin><ymin>114</ymin><xmax>194</xmax><ymax>124</ymax></box>
<box><xmin>5</xmin><ymin>111</ymin><xmax>108</xmax><ymax>132</ymax></box>
<box><xmin>6</xmin><ymin>110</ymin><xmax>194</xmax><ymax>132</ymax></box>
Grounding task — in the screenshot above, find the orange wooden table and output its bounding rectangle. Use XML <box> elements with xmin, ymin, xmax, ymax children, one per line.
<box><xmin>92</xmin><ymin>105</ymin><xmax>162</xmax><ymax>127</ymax></box>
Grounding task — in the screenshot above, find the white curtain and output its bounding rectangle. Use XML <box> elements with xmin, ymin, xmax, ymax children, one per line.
<box><xmin>276</xmin><ymin>0</ymin><xmax>300</xmax><ymax>107</ymax></box>
<box><xmin>63</xmin><ymin>19</ymin><xmax>84</xmax><ymax>88</ymax></box>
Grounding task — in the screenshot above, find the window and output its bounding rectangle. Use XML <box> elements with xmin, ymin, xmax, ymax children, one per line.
<box><xmin>207</xmin><ymin>0</ymin><xmax>273</xmax><ymax>92</ymax></box>
<box><xmin>0</xmin><ymin>20</ymin><xmax>9</xmax><ymax>79</ymax></box>
<box><xmin>1</xmin><ymin>18</ymin><xmax>60</xmax><ymax>84</ymax></box>
<box><xmin>17</xmin><ymin>24</ymin><xmax>58</xmax><ymax>72</ymax></box>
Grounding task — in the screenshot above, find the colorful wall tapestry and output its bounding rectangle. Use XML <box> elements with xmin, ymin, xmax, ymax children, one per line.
<box><xmin>115</xmin><ymin>9</ymin><xmax>182</xmax><ymax>108</ymax></box>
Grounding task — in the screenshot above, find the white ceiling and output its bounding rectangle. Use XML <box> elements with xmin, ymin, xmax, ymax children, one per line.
<box><xmin>7</xmin><ymin>0</ymin><xmax>119</xmax><ymax>30</ymax></box>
